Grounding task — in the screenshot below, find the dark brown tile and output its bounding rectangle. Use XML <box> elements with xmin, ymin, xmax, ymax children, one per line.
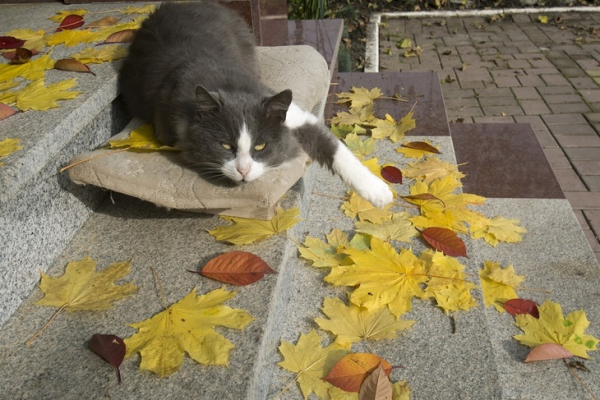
<box><xmin>330</xmin><ymin>72</ymin><xmax>451</xmax><ymax>136</ymax></box>
<box><xmin>451</xmin><ymin>123</ymin><xmax>565</xmax><ymax>198</ymax></box>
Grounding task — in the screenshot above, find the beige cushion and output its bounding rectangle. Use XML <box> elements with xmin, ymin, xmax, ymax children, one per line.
<box><xmin>67</xmin><ymin>46</ymin><xmax>330</xmax><ymax>219</ymax></box>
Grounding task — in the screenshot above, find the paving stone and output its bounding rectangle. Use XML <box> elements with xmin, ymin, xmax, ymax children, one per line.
<box><xmin>548</xmin><ymin>102</ymin><xmax>592</xmax><ymax>113</ymax></box>
<box><xmin>561</xmin><ymin>67</ymin><xmax>589</xmax><ymax>78</ymax></box>
<box><xmin>554</xmin><ymin>134</ymin><xmax>600</xmax><ymax>147</ymax></box>
<box><xmin>472</xmin><ymin>116</ymin><xmax>515</xmax><ymax>123</ymax></box>
<box><xmin>542</xmin><ymin>93</ymin><xmax>584</xmax><ymax>103</ymax></box>
<box><xmin>541</xmin><ymin>74</ymin><xmax>572</xmax><ymax>86</ymax></box>
<box><xmin>537</xmin><ymin>85</ymin><xmax>576</xmax><ymax>94</ymax></box>
<box><xmin>482</xmin><ymin>104</ymin><xmax>524</xmax><ymax>116</ymax></box>
<box><xmin>512</xmin><ymin>86</ymin><xmax>541</xmax><ymax>100</ymax></box>
<box><xmin>580</xmin><ymin>89</ymin><xmax>600</xmax><ymax>103</ymax></box>
<box><xmin>513</xmin><ymin>114</ymin><xmax>549</xmax><ymax>132</ymax></box>
<box><xmin>516</xmin><ymin>74</ymin><xmax>546</xmax><ymax>87</ymax></box>
<box><xmin>573</xmin><ymin>160</ymin><xmax>600</xmax><ymax>175</ymax></box>
<box><xmin>519</xmin><ymin>100</ymin><xmax>551</xmax><ymax>115</ymax></box>
<box><xmin>459</xmin><ymin>80</ymin><xmax>488</xmax><ymax>89</ymax></box>
<box><xmin>583</xmin><ymin>175</ymin><xmax>600</xmax><ymax>191</ymax></box>
<box><xmin>493</xmin><ymin>76</ymin><xmax>521</xmax><ymax>87</ymax></box>
<box><xmin>547</xmin><ymin>124</ymin><xmax>597</xmax><ymax>137</ymax></box>
<box><xmin>543</xmin><ymin>148</ymin><xmax>573</xmax><ymax>169</ymax></box>
<box><xmin>565</xmin><ymin>191</ymin><xmax>600</xmax><ymax>209</ymax></box>
<box><xmin>570</xmin><ymin>76</ymin><xmax>600</xmax><ymax>90</ymax></box>
<box><xmin>564</xmin><ymin>147</ymin><xmax>600</xmax><ymax>161</ymax></box>
<box><xmin>473</xmin><ymin>87</ymin><xmax>512</xmax><ymax>97</ymax></box>
<box><xmin>553</xmin><ymin>169</ymin><xmax>589</xmax><ymax>192</ymax></box>
<box><xmin>478</xmin><ymin>96</ymin><xmax>518</xmax><ymax>106</ymax></box>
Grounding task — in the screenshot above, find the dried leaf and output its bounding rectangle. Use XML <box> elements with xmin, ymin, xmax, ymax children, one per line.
<box><xmin>71</xmin><ymin>45</ymin><xmax>128</xmax><ymax>64</ymax></box>
<box><xmin>89</xmin><ymin>334</ymin><xmax>126</xmax><ymax>383</ymax></box>
<box><xmin>56</xmin><ymin>15</ymin><xmax>85</xmax><ymax>32</ymax></box>
<box><xmin>194</xmin><ymin>251</ymin><xmax>276</xmax><ymax>286</ymax></box>
<box><xmin>13</xmin><ymin>78</ymin><xmax>81</xmax><ymax>112</ymax></box>
<box><xmin>397</xmin><ymin>141</ymin><xmax>440</xmax><ymax>159</ymax></box>
<box><xmin>538</xmin><ymin>15</ymin><xmax>548</xmax><ymax>24</ymax></box>
<box><xmin>106</xmin><ymin>124</ymin><xmax>178</xmax><ymax>151</ymax></box>
<box><xmin>420</xmin><ymin>227</ymin><xmax>467</xmax><ymax>258</ymax></box>
<box><xmin>344</xmin><ymin>132</ymin><xmax>375</xmax><ymax>159</ymax></box>
<box><xmin>396</xmin><ymin>38</ymin><xmax>411</xmax><ymax>48</ymax></box>
<box><xmin>470</xmin><ymin>216</ymin><xmax>527</xmax><ymax>247</ymax></box>
<box><xmin>125</xmin><ymin>287</ymin><xmax>253</xmax><ymax>376</ymax></box>
<box><xmin>0</xmin><ymin>104</ymin><xmax>16</xmax><ymax>121</ymax></box>
<box><xmin>103</xmin><ymin>29</ymin><xmax>136</xmax><ymax>44</ymax></box>
<box><xmin>359</xmin><ymin>363</ymin><xmax>393</xmax><ymax>400</ymax></box>
<box><xmin>479</xmin><ymin>261</ymin><xmax>524</xmax><ymax>312</ymax></box>
<box><xmin>8</xmin><ymin>48</ymin><xmax>33</xmax><ymax>64</ymax></box>
<box><xmin>0</xmin><ymin>53</ymin><xmax>54</xmax><ymax>82</ymax></box>
<box><xmin>336</xmin><ymin>87</ymin><xmax>383</xmax><ymax>109</ymax></box>
<box><xmin>324</xmin><ymin>353</ymin><xmax>392</xmax><ymax>392</ymax></box>
<box><xmin>54</xmin><ymin>58</ymin><xmax>95</xmax><ymax>75</ymax></box>
<box><xmin>48</xmin><ymin>9</ymin><xmax>87</xmax><ymax>22</ymax></box>
<box><xmin>341</xmin><ymin>191</ymin><xmax>393</xmax><ymax>224</ymax></box>
<box><xmin>87</xmin><ymin>16</ymin><xmax>119</xmax><ymax>28</ymax></box>
<box><xmin>46</xmin><ymin>29</ymin><xmax>98</xmax><ymax>47</ymax></box>
<box><xmin>380</xmin><ymin>165</ymin><xmax>403</xmax><ymax>184</ymax></box>
<box><xmin>403</xmin><ymin>156</ymin><xmax>465</xmax><ymax>185</ymax></box>
<box><xmin>502</xmin><ymin>298</ymin><xmax>539</xmax><ymax>318</ymax></box>
<box><xmin>0</xmin><ymin>36</ymin><xmax>25</xmax><ymax>50</ymax></box>
<box><xmin>119</xmin><ymin>5</ymin><xmax>156</xmax><ymax>14</ymax></box>
<box><xmin>355</xmin><ymin>212</ymin><xmax>418</xmax><ymax>243</ymax></box>
<box><xmin>208</xmin><ymin>207</ymin><xmax>301</xmax><ymax>245</ymax></box>
<box><xmin>0</xmin><ymin>138</ymin><xmax>23</xmax><ymax>165</ymax></box>
<box><xmin>401</xmin><ymin>193</ymin><xmax>445</xmax><ymax>207</ymax></box>
<box><xmin>371</xmin><ymin>109</ymin><xmax>416</xmax><ymax>143</ymax></box>
<box><xmin>525</xmin><ymin>343</ymin><xmax>574</xmax><ymax>363</ymax></box>
<box><xmin>298</xmin><ymin>229</ymin><xmax>352</xmax><ymax>269</ymax></box>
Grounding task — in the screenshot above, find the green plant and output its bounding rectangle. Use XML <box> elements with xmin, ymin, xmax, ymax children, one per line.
<box><xmin>288</xmin><ymin>0</ymin><xmax>329</xmax><ymax>20</ymax></box>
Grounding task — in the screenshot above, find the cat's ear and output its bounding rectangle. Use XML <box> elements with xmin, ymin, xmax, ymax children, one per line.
<box><xmin>195</xmin><ymin>85</ymin><xmax>221</xmax><ymax>115</ymax></box>
<box><xmin>263</xmin><ymin>89</ymin><xmax>292</xmax><ymax>123</ymax></box>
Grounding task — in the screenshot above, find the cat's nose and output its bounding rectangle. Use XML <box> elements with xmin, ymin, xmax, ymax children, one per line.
<box><xmin>237</xmin><ymin>165</ymin><xmax>251</xmax><ymax>178</ymax></box>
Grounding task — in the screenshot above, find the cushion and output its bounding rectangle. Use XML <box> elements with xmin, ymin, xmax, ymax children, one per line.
<box><xmin>67</xmin><ymin>45</ymin><xmax>330</xmax><ymax>219</ymax></box>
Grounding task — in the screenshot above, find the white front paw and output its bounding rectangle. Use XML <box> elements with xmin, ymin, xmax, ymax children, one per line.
<box><xmin>355</xmin><ymin>176</ymin><xmax>393</xmax><ymax>208</ymax></box>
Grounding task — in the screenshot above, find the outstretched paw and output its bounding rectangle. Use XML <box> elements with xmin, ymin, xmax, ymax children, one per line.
<box><xmin>354</xmin><ymin>176</ymin><xmax>393</xmax><ymax>208</ymax></box>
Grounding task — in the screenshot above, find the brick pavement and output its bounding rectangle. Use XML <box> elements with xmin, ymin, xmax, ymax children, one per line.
<box><xmin>379</xmin><ymin>11</ymin><xmax>600</xmax><ymax>261</ymax></box>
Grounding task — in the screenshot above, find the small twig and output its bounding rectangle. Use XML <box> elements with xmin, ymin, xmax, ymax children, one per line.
<box><xmin>25</xmin><ymin>304</ymin><xmax>67</xmax><ymax>346</ymax></box>
<box><xmin>150</xmin><ymin>267</ymin><xmax>168</xmax><ymax>310</ymax></box>
<box><xmin>564</xmin><ymin>359</ymin><xmax>598</xmax><ymax>400</ymax></box>
<box><xmin>311</xmin><ymin>191</ymin><xmax>350</xmax><ymax>201</ymax></box>
<box><xmin>518</xmin><ymin>287</ymin><xmax>553</xmax><ymax>294</ymax></box>
<box><xmin>59</xmin><ymin>147</ymin><xmax>131</xmax><ymax>173</ymax></box>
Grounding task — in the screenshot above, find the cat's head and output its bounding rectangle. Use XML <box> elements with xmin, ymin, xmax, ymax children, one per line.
<box><xmin>176</xmin><ymin>86</ymin><xmax>301</xmax><ymax>186</ymax></box>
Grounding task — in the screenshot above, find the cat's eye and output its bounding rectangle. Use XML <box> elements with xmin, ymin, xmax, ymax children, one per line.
<box><xmin>254</xmin><ymin>143</ymin><xmax>266</xmax><ymax>151</ymax></box>
<box><xmin>222</xmin><ymin>143</ymin><xmax>232</xmax><ymax>150</ymax></box>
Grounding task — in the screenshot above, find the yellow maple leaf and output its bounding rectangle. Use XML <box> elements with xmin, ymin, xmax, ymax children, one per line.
<box><xmin>514</xmin><ymin>300</ymin><xmax>598</xmax><ymax>359</ymax></box>
<box><xmin>0</xmin><ymin>138</ymin><xmax>23</xmax><ymax>166</ymax></box>
<box><xmin>48</xmin><ymin>9</ymin><xmax>87</xmax><ymax>22</ymax></box>
<box><xmin>327</xmin><ymin>238</ymin><xmax>428</xmax><ymax>316</ymax></box>
<box><xmin>315</xmin><ymin>297</ymin><xmax>415</xmax><ymax>345</ymax></box>
<box><xmin>341</xmin><ymin>191</ymin><xmax>393</xmax><ymax>224</ymax></box>
<box><xmin>343</xmin><ymin>132</ymin><xmax>376</xmax><ymax>159</ymax></box>
<box><xmin>0</xmin><ymin>53</ymin><xmax>54</xmax><ymax>83</ymax></box>
<box><xmin>0</xmin><ymin>80</ymin><xmax>19</xmax><ymax>92</ymax></box>
<box><xmin>335</xmin><ymin>86</ymin><xmax>383</xmax><ymax>109</ymax></box>
<box><xmin>2</xmin><ymin>29</ymin><xmax>46</xmax><ymax>51</ymax></box>
<box><xmin>479</xmin><ymin>261</ymin><xmax>524</xmax><ymax>312</ymax></box>
<box><xmin>107</xmin><ymin>124</ymin><xmax>178</xmax><ymax>151</ymax></box>
<box><xmin>125</xmin><ymin>287</ymin><xmax>253</xmax><ymax>377</ymax></box>
<box><xmin>278</xmin><ymin>329</ymin><xmax>350</xmax><ymax>400</ymax></box>
<box><xmin>331</xmin><ymin>103</ymin><xmax>376</xmax><ymax>127</ymax></box>
<box><xmin>27</xmin><ymin>256</ymin><xmax>137</xmax><ymax>344</ymax></box>
<box><xmin>330</xmin><ymin>123</ymin><xmax>367</xmax><ymax>139</ymax></box>
<box><xmin>403</xmin><ymin>156</ymin><xmax>465</xmax><ymax>185</ymax></box>
<box><xmin>13</xmin><ymin>78</ymin><xmax>81</xmax><ymax>112</ymax></box>
<box><xmin>120</xmin><ymin>4</ymin><xmax>156</xmax><ymax>14</ymax></box>
<box><xmin>396</xmin><ymin>140</ymin><xmax>440</xmax><ymax>160</ymax></box>
<box><xmin>355</xmin><ymin>212</ymin><xmax>417</xmax><ymax>243</ymax></box>
<box><xmin>71</xmin><ymin>45</ymin><xmax>129</xmax><ymax>64</ymax></box>
<box><xmin>470</xmin><ymin>216</ymin><xmax>527</xmax><ymax>246</ymax></box>
<box><xmin>538</xmin><ymin>15</ymin><xmax>548</xmax><ymax>24</ymax></box>
<box><xmin>298</xmin><ymin>228</ymin><xmax>352</xmax><ymax>269</ymax></box>
<box><xmin>371</xmin><ymin>108</ymin><xmax>416</xmax><ymax>143</ymax></box>
<box><xmin>46</xmin><ymin>29</ymin><xmax>99</xmax><ymax>47</ymax></box>
<box><xmin>208</xmin><ymin>207</ymin><xmax>301</xmax><ymax>245</ymax></box>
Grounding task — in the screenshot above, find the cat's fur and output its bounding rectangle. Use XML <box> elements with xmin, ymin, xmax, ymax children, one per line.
<box><xmin>119</xmin><ymin>2</ymin><xmax>392</xmax><ymax>207</ymax></box>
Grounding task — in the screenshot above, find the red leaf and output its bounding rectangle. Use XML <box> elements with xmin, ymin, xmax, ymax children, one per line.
<box><xmin>0</xmin><ymin>104</ymin><xmax>17</xmax><ymax>121</ymax></box>
<box><xmin>102</xmin><ymin>29</ymin><xmax>136</xmax><ymax>44</ymax></box>
<box><xmin>502</xmin><ymin>298</ymin><xmax>539</xmax><ymax>318</ymax></box>
<box><xmin>56</xmin><ymin>15</ymin><xmax>84</xmax><ymax>32</ymax></box>
<box><xmin>323</xmin><ymin>353</ymin><xmax>392</xmax><ymax>393</ymax></box>
<box><xmin>401</xmin><ymin>141</ymin><xmax>441</xmax><ymax>154</ymax></box>
<box><xmin>54</xmin><ymin>58</ymin><xmax>95</xmax><ymax>75</ymax></box>
<box><xmin>421</xmin><ymin>227</ymin><xmax>467</xmax><ymax>258</ymax></box>
<box><xmin>525</xmin><ymin>343</ymin><xmax>573</xmax><ymax>363</ymax></box>
<box><xmin>380</xmin><ymin>166</ymin><xmax>402</xmax><ymax>184</ymax></box>
<box><xmin>192</xmin><ymin>251</ymin><xmax>276</xmax><ymax>286</ymax></box>
<box><xmin>0</xmin><ymin>36</ymin><xmax>26</xmax><ymax>50</ymax></box>
<box><xmin>89</xmin><ymin>334</ymin><xmax>125</xmax><ymax>383</ymax></box>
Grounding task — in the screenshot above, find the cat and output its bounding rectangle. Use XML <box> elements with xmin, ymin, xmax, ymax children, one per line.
<box><xmin>119</xmin><ymin>1</ymin><xmax>393</xmax><ymax>207</ymax></box>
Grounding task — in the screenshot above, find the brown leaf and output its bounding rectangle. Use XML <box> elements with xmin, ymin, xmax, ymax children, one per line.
<box><xmin>401</xmin><ymin>193</ymin><xmax>445</xmax><ymax>207</ymax></box>
<box><xmin>525</xmin><ymin>343</ymin><xmax>573</xmax><ymax>363</ymax></box>
<box><xmin>401</xmin><ymin>141</ymin><xmax>441</xmax><ymax>154</ymax></box>
<box><xmin>87</xmin><ymin>16</ymin><xmax>119</xmax><ymax>28</ymax></box>
<box><xmin>421</xmin><ymin>227</ymin><xmax>467</xmax><ymax>258</ymax></box>
<box><xmin>0</xmin><ymin>36</ymin><xmax>25</xmax><ymax>49</ymax></box>
<box><xmin>89</xmin><ymin>333</ymin><xmax>126</xmax><ymax>383</ymax></box>
<box><xmin>502</xmin><ymin>298</ymin><xmax>539</xmax><ymax>318</ymax></box>
<box><xmin>103</xmin><ymin>29</ymin><xmax>136</xmax><ymax>44</ymax></box>
<box><xmin>56</xmin><ymin>15</ymin><xmax>85</xmax><ymax>32</ymax></box>
<box><xmin>324</xmin><ymin>353</ymin><xmax>392</xmax><ymax>393</ymax></box>
<box><xmin>380</xmin><ymin>166</ymin><xmax>402</xmax><ymax>184</ymax></box>
<box><xmin>193</xmin><ymin>251</ymin><xmax>276</xmax><ymax>286</ymax></box>
<box><xmin>9</xmin><ymin>48</ymin><xmax>33</xmax><ymax>64</ymax></box>
<box><xmin>54</xmin><ymin>58</ymin><xmax>95</xmax><ymax>75</ymax></box>
<box><xmin>359</xmin><ymin>363</ymin><xmax>393</xmax><ymax>400</ymax></box>
<box><xmin>3</xmin><ymin>48</ymin><xmax>38</xmax><ymax>60</ymax></box>
<box><xmin>0</xmin><ymin>104</ymin><xmax>17</xmax><ymax>121</ymax></box>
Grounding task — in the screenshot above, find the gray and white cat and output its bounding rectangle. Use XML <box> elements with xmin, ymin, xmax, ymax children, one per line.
<box><xmin>119</xmin><ymin>2</ymin><xmax>392</xmax><ymax>207</ymax></box>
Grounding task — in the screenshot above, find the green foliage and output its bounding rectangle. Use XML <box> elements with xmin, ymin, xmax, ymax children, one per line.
<box><xmin>288</xmin><ymin>0</ymin><xmax>329</xmax><ymax>20</ymax></box>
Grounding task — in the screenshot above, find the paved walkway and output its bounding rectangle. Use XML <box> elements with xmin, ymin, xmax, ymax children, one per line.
<box><xmin>378</xmin><ymin>11</ymin><xmax>600</xmax><ymax>261</ymax></box>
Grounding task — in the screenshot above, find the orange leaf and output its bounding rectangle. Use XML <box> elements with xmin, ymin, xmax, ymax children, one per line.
<box><xmin>56</xmin><ymin>15</ymin><xmax>84</xmax><ymax>32</ymax></box>
<box><xmin>421</xmin><ymin>227</ymin><xmax>467</xmax><ymax>258</ymax></box>
<box><xmin>323</xmin><ymin>353</ymin><xmax>392</xmax><ymax>393</ymax></box>
<box><xmin>193</xmin><ymin>251</ymin><xmax>276</xmax><ymax>286</ymax></box>
<box><xmin>87</xmin><ymin>16</ymin><xmax>119</xmax><ymax>28</ymax></box>
<box><xmin>54</xmin><ymin>58</ymin><xmax>95</xmax><ymax>75</ymax></box>
<box><xmin>8</xmin><ymin>48</ymin><xmax>33</xmax><ymax>64</ymax></box>
<box><xmin>3</xmin><ymin>48</ymin><xmax>39</xmax><ymax>60</ymax></box>
<box><xmin>380</xmin><ymin>165</ymin><xmax>402</xmax><ymax>184</ymax></box>
<box><xmin>401</xmin><ymin>141</ymin><xmax>441</xmax><ymax>154</ymax></box>
<box><xmin>502</xmin><ymin>298</ymin><xmax>539</xmax><ymax>318</ymax></box>
<box><xmin>103</xmin><ymin>29</ymin><xmax>136</xmax><ymax>44</ymax></box>
<box><xmin>525</xmin><ymin>343</ymin><xmax>573</xmax><ymax>363</ymax></box>
<box><xmin>0</xmin><ymin>104</ymin><xmax>17</xmax><ymax>121</ymax></box>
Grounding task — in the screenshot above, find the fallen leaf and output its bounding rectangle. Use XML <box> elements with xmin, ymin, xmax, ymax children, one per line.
<box><xmin>0</xmin><ymin>138</ymin><xmax>23</xmax><ymax>165</ymax></box>
<box><xmin>315</xmin><ymin>297</ymin><xmax>414</xmax><ymax>345</ymax></box>
<box><xmin>401</xmin><ymin>193</ymin><xmax>445</xmax><ymax>207</ymax></box>
<box><xmin>193</xmin><ymin>251</ymin><xmax>276</xmax><ymax>286</ymax></box>
<box><xmin>54</xmin><ymin>58</ymin><xmax>95</xmax><ymax>75</ymax></box>
<box><xmin>421</xmin><ymin>227</ymin><xmax>467</xmax><ymax>258</ymax></box>
<box><xmin>0</xmin><ymin>103</ymin><xmax>16</xmax><ymax>121</ymax></box>
<box><xmin>341</xmin><ymin>191</ymin><xmax>393</xmax><ymax>224</ymax></box>
<box><xmin>71</xmin><ymin>45</ymin><xmax>129</xmax><ymax>63</ymax></box>
<box><xmin>8</xmin><ymin>48</ymin><xmax>33</xmax><ymax>64</ymax></box>
<box><xmin>538</xmin><ymin>15</ymin><xmax>548</xmax><ymax>24</ymax></box>
<box><xmin>208</xmin><ymin>207</ymin><xmax>301</xmax><ymax>245</ymax></box>
<box><xmin>331</xmin><ymin>103</ymin><xmax>376</xmax><ymax>127</ymax></box>
<box><xmin>106</xmin><ymin>124</ymin><xmax>178</xmax><ymax>151</ymax></box>
<box><xmin>359</xmin><ymin>363</ymin><xmax>392</xmax><ymax>400</ymax></box>
<box><xmin>404</xmin><ymin>46</ymin><xmax>423</xmax><ymax>58</ymax></box>
<box><xmin>56</xmin><ymin>15</ymin><xmax>85</xmax><ymax>32</ymax></box>
<box><xmin>298</xmin><ymin>228</ymin><xmax>351</xmax><ymax>268</ymax></box>
<box><xmin>324</xmin><ymin>353</ymin><xmax>392</xmax><ymax>392</ymax></box>
<box><xmin>328</xmin><ymin>238</ymin><xmax>428</xmax><ymax>317</ymax></box>
<box><xmin>3</xmin><ymin>29</ymin><xmax>46</xmax><ymax>51</ymax></box>
<box><xmin>525</xmin><ymin>343</ymin><xmax>574</xmax><ymax>363</ymax></box>
<box><xmin>87</xmin><ymin>16</ymin><xmax>119</xmax><ymax>28</ymax></box>
<box><xmin>119</xmin><ymin>4</ymin><xmax>156</xmax><ymax>14</ymax></box>
<box><xmin>344</xmin><ymin>132</ymin><xmax>376</xmax><ymax>159</ymax></box>
<box><xmin>278</xmin><ymin>329</ymin><xmax>350</xmax><ymax>399</ymax></box>
<box><xmin>102</xmin><ymin>29</ymin><xmax>136</xmax><ymax>44</ymax></box>
<box><xmin>371</xmin><ymin>111</ymin><xmax>415</xmax><ymax>143</ymax></box>
<box><xmin>470</xmin><ymin>216</ymin><xmax>526</xmax><ymax>247</ymax></box>
<box><xmin>48</xmin><ymin>9</ymin><xmax>87</xmax><ymax>22</ymax></box>
<box><xmin>89</xmin><ymin>334</ymin><xmax>126</xmax><ymax>383</ymax></box>
<box><xmin>0</xmin><ymin>36</ymin><xmax>25</xmax><ymax>49</ymax></box>
<box><xmin>0</xmin><ymin>53</ymin><xmax>54</xmax><ymax>82</ymax></box>
<box><xmin>391</xmin><ymin>381</ymin><xmax>411</xmax><ymax>400</ymax></box>
<box><xmin>502</xmin><ymin>298</ymin><xmax>539</xmax><ymax>318</ymax></box>
<box><xmin>331</xmin><ymin>123</ymin><xmax>367</xmax><ymax>139</ymax></box>
<box><xmin>479</xmin><ymin>260</ymin><xmax>524</xmax><ymax>312</ymax></box>
<box><xmin>397</xmin><ymin>141</ymin><xmax>441</xmax><ymax>159</ymax></box>
<box><xmin>355</xmin><ymin>212</ymin><xmax>418</xmax><ymax>243</ymax></box>
<box><xmin>403</xmin><ymin>156</ymin><xmax>465</xmax><ymax>185</ymax></box>
<box><xmin>380</xmin><ymin>165</ymin><xmax>402</xmax><ymax>184</ymax></box>
<box><xmin>514</xmin><ymin>300</ymin><xmax>599</xmax><ymax>359</ymax></box>
<box><xmin>12</xmin><ymin>78</ymin><xmax>81</xmax><ymax>112</ymax></box>
<box><xmin>336</xmin><ymin>87</ymin><xmax>383</xmax><ymax>109</ymax></box>
<box><xmin>46</xmin><ymin>29</ymin><xmax>98</xmax><ymax>47</ymax></box>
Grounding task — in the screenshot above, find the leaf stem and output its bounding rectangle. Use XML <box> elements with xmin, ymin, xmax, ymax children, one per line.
<box><xmin>564</xmin><ymin>359</ymin><xmax>598</xmax><ymax>400</ymax></box>
<box><xmin>150</xmin><ymin>267</ymin><xmax>168</xmax><ymax>310</ymax></box>
<box><xmin>25</xmin><ymin>304</ymin><xmax>67</xmax><ymax>346</ymax></box>
<box><xmin>59</xmin><ymin>147</ymin><xmax>131</xmax><ymax>173</ymax></box>
<box><xmin>273</xmin><ymin>375</ymin><xmax>300</xmax><ymax>400</ymax></box>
